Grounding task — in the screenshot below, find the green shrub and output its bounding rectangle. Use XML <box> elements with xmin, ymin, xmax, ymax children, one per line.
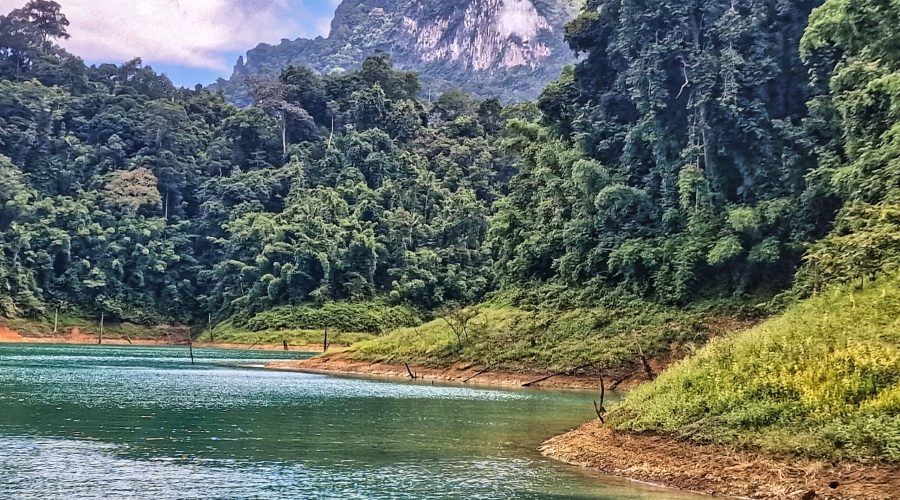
<box><xmin>245</xmin><ymin>302</ymin><xmax>422</xmax><ymax>334</ymax></box>
<box><xmin>344</xmin><ymin>301</ymin><xmax>748</xmax><ymax>373</ymax></box>
<box><xmin>200</xmin><ymin>320</ymin><xmax>374</xmax><ymax>346</ymax></box>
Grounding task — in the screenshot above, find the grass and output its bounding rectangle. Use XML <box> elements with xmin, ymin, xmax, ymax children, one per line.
<box><xmin>1</xmin><ymin>314</ymin><xmax>178</xmax><ymax>340</ymax></box>
<box><xmin>197</xmin><ymin>320</ymin><xmax>375</xmax><ymax>347</ymax></box>
<box><xmin>344</xmin><ymin>303</ymin><xmax>755</xmax><ymax>374</ymax></box>
<box><xmin>608</xmin><ymin>273</ymin><xmax>900</xmax><ymax>463</ymax></box>
<box><xmin>245</xmin><ymin>302</ymin><xmax>421</xmax><ymax>334</ymax></box>
<box><xmin>1</xmin><ymin>312</ymin><xmax>376</xmax><ymax>348</ymax></box>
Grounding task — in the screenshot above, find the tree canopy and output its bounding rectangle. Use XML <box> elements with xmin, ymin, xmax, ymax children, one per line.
<box><xmin>0</xmin><ymin>0</ymin><xmax>896</xmax><ymax>325</ymax></box>
<box><xmin>0</xmin><ymin>2</ymin><xmax>507</xmax><ymax>323</ymax></box>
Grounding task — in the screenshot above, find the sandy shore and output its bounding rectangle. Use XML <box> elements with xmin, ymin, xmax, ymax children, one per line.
<box><xmin>265</xmin><ymin>352</ymin><xmax>606</xmax><ymax>390</ymax></box>
<box><xmin>541</xmin><ymin>421</ymin><xmax>900</xmax><ymax>499</ymax></box>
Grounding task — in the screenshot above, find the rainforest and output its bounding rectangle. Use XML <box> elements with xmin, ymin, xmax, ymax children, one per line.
<box><xmin>0</xmin><ymin>0</ymin><xmax>898</xmax><ymax>498</ymax></box>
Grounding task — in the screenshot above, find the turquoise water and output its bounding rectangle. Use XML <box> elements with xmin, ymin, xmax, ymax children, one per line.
<box><xmin>0</xmin><ymin>344</ymin><xmax>700</xmax><ymax>499</ymax></box>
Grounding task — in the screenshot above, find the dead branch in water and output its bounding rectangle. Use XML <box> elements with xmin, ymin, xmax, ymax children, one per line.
<box><xmin>610</xmin><ymin>369</ymin><xmax>637</xmax><ymax>390</ymax></box>
<box><xmin>593</xmin><ymin>370</ymin><xmax>606</xmax><ymax>423</ymax></box>
<box><xmin>98</xmin><ymin>312</ymin><xmax>104</xmax><ymax>345</ymax></box>
<box><xmin>521</xmin><ymin>362</ymin><xmax>595</xmax><ymax>387</ymax></box>
<box><xmin>462</xmin><ymin>364</ymin><xmax>496</xmax><ymax>383</ymax></box>
<box><xmin>404</xmin><ymin>362</ymin><xmax>417</xmax><ymax>379</ymax></box>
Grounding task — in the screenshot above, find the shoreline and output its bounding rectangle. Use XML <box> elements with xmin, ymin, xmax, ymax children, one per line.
<box><xmin>10</xmin><ymin>326</ymin><xmax>896</xmax><ymax>499</ymax></box>
<box><xmin>264</xmin><ymin>352</ymin><xmax>606</xmax><ymax>391</ymax></box>
<box><xmin>0</xmin><ymin>327</ymin><xmax>323</xmax><ymax>352</ymax></box>
<box><xmin>541</xmin><ymin>421</ymin><xmax>900</xmax><ymax>499</ymax></box>
<box><xmin>264</xmin><ymin>355</ymin><xmax>900</xmax><ymax>499</ymax></box>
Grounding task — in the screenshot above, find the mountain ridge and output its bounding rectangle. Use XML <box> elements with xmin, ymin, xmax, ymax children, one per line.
<box><xmin>216</xmin><ymin>0</ymin><xmax>579</xmax><ymax>104</ymax></box>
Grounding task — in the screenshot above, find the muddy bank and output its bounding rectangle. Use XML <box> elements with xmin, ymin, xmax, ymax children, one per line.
<box><xmin>0</xmin><ymin>326</ymin><xmax>321</xmax><ymax>351</ymax></box>
<box><xmin>541</xmin><ymin>421</ymin><xmax>900</xmax><ymax>499</ymax></box>
<box><xmin>265</xmin><ymin>352</ymin><xmax>604</xmax><ymax>390</ymax></box>
<box><xmin>192</xmin><ymin>341</ymin><xmax>322</xmax><ymax>351</ymax></box>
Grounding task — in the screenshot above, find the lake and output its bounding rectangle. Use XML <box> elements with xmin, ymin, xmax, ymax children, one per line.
<box><xmin>0</xmin><ymin>344</ymin><xmax>702</xmax><ymax>499</ymax></box>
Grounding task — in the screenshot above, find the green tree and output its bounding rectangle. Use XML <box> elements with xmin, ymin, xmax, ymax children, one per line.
<box><xmin>797</xmin><ymin>0</ymin><xmax>900</xmax><ymax>289</ymax></box>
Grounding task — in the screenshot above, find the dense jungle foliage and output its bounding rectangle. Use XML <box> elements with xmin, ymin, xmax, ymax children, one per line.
<box><xmin>0</xmin><ymin>0</ymin><xmax>897</xmax><ymax>332</ymax></box>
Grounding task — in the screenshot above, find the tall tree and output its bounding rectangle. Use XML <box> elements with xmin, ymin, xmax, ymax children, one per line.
<box><xmin>796</xmin><ymin>0</ymin><xmax>900</xmax><ymax>289</ymax></box>
<box><xmin>247</xmin><ymin>77</ymin><xmax>316</xmax><ymax>156</ymax></box>
<box><xmin>0</xmin><ymin>0</ymin><xmax>68</xmax><ymax>78</ymax></box>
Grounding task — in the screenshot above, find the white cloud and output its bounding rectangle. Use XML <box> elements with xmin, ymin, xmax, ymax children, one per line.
<box><xmin>0</xmin><ymin>0</ymin><xmax>335</xmax><ymax>71</ymax></box>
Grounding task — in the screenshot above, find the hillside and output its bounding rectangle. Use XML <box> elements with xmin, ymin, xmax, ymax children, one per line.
<box><xmin>540</xmin><ymin>274</ymin><xmax>900</xmax><ymax>498</ymax></box>
<box><xmin>330</xmin><ymin>301</ymin><xmax>757</xmax><ymax>379</ymax></box>
<box><xmin>214</xmin><ymin>0</ymin><xmax>578</xmax><ymax>104</ymax></box>
<box><xmin>609</xmin><ymin>274</ymin><xmax>900</xmax><ymax>463</ymax></box>
<box><xmin>1</xmin><ymin>0</ymin><xmax>900</xmax><ymax>493</ymax></box>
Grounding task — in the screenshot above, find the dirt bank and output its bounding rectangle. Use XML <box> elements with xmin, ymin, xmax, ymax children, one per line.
<box><xmin>192</xmin><ymin>341</ymin><xmax>322</xmax><ymax>351</ymax></box>
<box><xmin>0</xmin><ymin>326</ymin><xmax>321</xmax><ymax>351</ymax></box>
<box><xmin>541</xmin><ymin>421</ymin><xmax>900</xmax><ymax>499</ymax></box>
<box><xmin>265</xmin><ymin>352</ymin><xmax>604</xmax><ymax>390</ymax></box>
<box><xmin>0</xmin><ymin>326</ymin><xmax>24</xmax><ymax>342</ymax></box>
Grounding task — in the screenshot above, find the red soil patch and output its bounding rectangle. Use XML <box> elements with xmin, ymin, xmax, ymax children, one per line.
<box><xmin>541</xmin><ymin>421</ymin><xmax>900</xmax><ymax>499</ymax></box>
<box><xmin>68</xmin><ymin>327</ymin><xmax>95</xmax><ymax>343</ymax></box>
<box><xmin>0</xmin><ymin>326</ymin><xmax>23</xmax><ymax>341</ymax></box>
<box><xmin>0</xmin><ymin>325</ymin><xmax>320</xmax><ymax>351</ymax></box>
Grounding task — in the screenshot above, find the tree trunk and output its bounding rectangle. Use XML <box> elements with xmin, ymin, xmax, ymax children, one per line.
<box><xmin>326</xmin><ymin>115</ymin><xmax>335</xmax><ymax>149</ymax></box>
<box><xmin>700</xmin><ymin>106</ymin><xmax>715</xmax><ymax>188</ymax></box>
<box><xmin>280</xmin><ymin>112</ymin><xmax>287</xmax><ymax>156</ymax></box>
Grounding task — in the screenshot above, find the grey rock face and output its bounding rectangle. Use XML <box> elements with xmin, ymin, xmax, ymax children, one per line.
<box><xmin>216</xmin><ymin>0</ymin><xmax>578</xmax><ymax>104</ymax></box>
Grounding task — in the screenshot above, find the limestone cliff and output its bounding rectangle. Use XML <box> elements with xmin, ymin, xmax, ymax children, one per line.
<box><xmin>218</xmin><ymin>0</ymin><xmax>578</xmax><ymax>103</ymax></box>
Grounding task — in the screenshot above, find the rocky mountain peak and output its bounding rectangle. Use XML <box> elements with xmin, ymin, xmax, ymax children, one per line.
<box><xmin>402</xmin><ymin>0</ymin><xmax>555</xmax><ymax>72</ymax></box>
<box><xmin>218</xmin><ymin>0</ymin><xmax>578</xmax><ymax>104</ymax></box>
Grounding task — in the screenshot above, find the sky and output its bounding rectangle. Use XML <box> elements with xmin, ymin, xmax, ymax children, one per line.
<box><xmin>0</xmin><ymin>0</ymin><xmax>341</xmax><ymax>87</ymax></box>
